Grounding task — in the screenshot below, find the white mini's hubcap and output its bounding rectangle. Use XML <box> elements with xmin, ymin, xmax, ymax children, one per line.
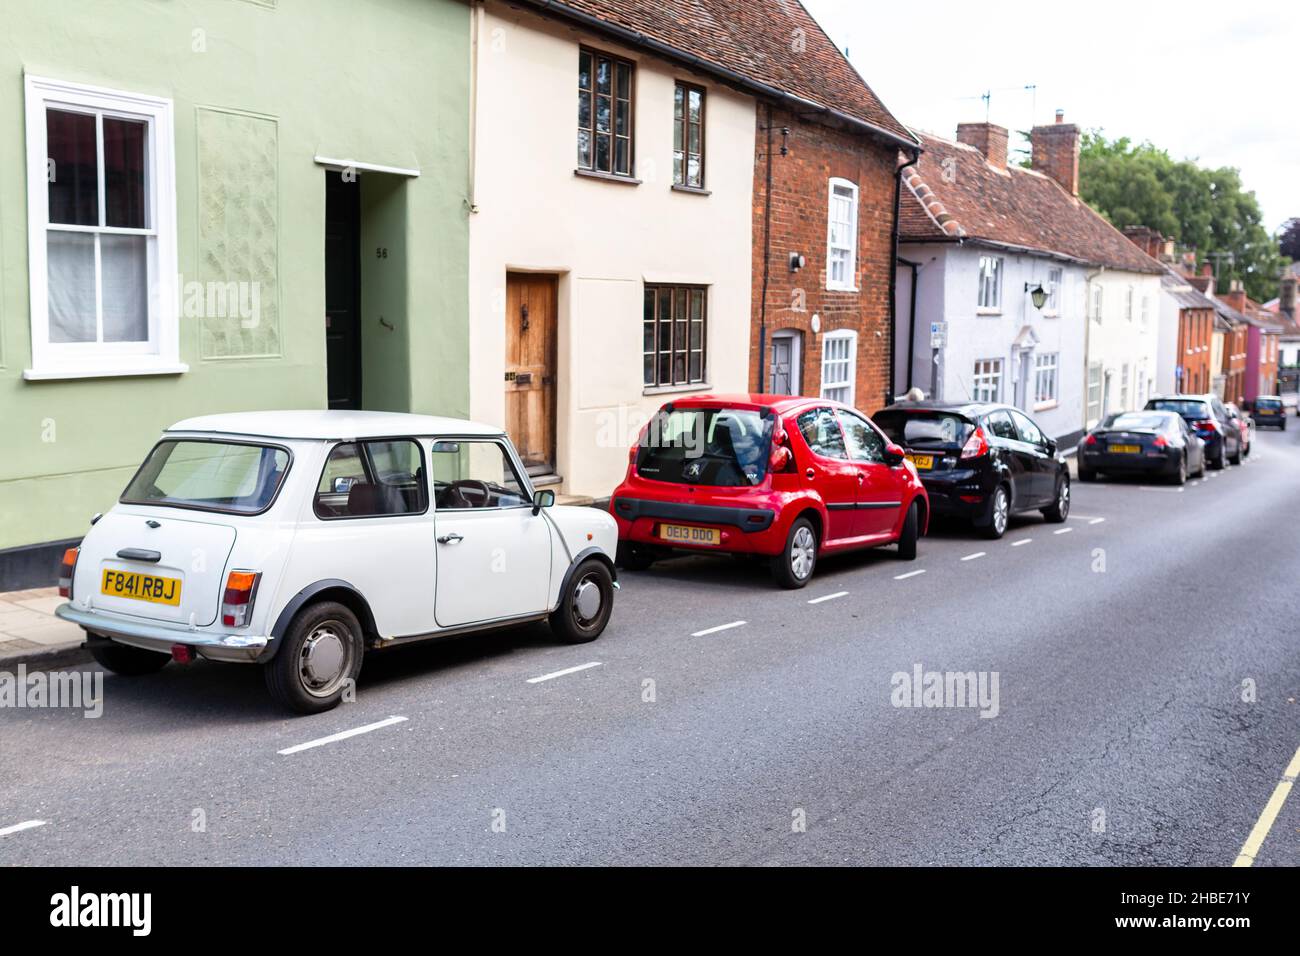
<box><xmin>790</xmin><ymin>526</ymin><xmax>815</xmax><ymax>579</ymax></box>
<box><xmin>574</xmin><ymin>578</ymin><xmax>602</xmax><ymax>623</ymax></box>
<box><xmin>301</xmin><ymin>625</ymin><xmax>348</xmax><ymax>695</ymax></box>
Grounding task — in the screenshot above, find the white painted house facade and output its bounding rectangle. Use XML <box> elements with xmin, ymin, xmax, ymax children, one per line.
<box><xmin>895</xmin><ymin>243</ymin><xmax>1088</xmax><ymax>441</ymax></box>
<box><xmin>896</xmin><ymin>117</ymin><xmax>1163</xmax><ymax>442</ymax></box>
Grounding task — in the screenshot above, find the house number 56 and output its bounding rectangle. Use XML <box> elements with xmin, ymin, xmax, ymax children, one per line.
<box><xmin>376</xmin><ymin>247</ymin><xmax>388</xmax><ymax>259</ymax></box>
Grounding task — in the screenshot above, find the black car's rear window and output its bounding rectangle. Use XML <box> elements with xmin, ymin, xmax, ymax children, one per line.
<box><xmin>1256</xmin><ymin>397</ymin><xmax>1282</xmax><ymax>408</ymax></box>
<box><xmin>1108</xmin><ymin>413</ymin><xmax>1172</xmax><ymax>431</ymax></box>
<box><xmin>636</xmin><ymin>407</ymin><xmax>774</xmax><ymax>487</ymax></box>
<box><xmin>1146</xmin><ymin>399</ymin><xmax>1210</xmax><ymax>420</ymax></box>
<box><xmin>874</xmin><ymin>410</ymin><xmax>974</xmax><ymax>450</ymax></box>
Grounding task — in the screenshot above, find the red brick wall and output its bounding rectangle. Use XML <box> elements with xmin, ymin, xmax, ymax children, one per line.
<box><xmin>1177</xmin><ymin>307</ymin><xmax>1213</xmax><ymax>393</ymax></box>
<box><xmin>750</xmin><ymin>104</ymin><xmax>898</xmax><ymax>412</ymax></box>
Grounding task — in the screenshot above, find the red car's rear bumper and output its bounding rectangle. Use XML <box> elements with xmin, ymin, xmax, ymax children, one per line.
<box><xmin>610</xmin><ymin>492</ymin><xmax>788</xmax><ymax>556</ymax></box>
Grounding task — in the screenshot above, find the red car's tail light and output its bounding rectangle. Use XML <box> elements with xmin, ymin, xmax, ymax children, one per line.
<box><xmin>960</xmin><ymin>427</ymin><xmax>989</xmax><ymax>459</ymax></box>
<box><xmin>221</xmin><ymin>570</ymin><xmax>261</xmax><ymax>628</ymax></box>
<box><xmin>1153</xmin><ymin>435</ymin><xmax>1168</xmax><ymax>448</ymax></box>
<box><xmin>768</xmin><ymin>426</ymin><xmax>796</xmax><ymax>473</ymax></box>
<box><xmin>58</xmin><ymin>547</ymin><xmax>80</xmax><ymax>598</ymax></box>
<box><xmin>1195</xmin><ymin>419</ymin><xmax>1218</xmax><ymax>433</ymax></box>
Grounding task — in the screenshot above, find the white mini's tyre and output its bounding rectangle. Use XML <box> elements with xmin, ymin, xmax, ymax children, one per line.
<box><xmin>265</xmin><ymin>601</ymin><xmax>363</xmax><ymax>715</ymax></box>
<box><xmin>551</xmin><ymin>559</ymin><xmax>615</xmax><ymax>644</ymax></box>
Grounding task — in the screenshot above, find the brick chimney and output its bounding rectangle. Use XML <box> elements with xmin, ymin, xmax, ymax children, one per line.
<box><xmin>1122</xmin><ymin>226</ymin><xmax>1164</xmax><ymax>260</ymax></box>
<box><xmin>1030</xmin><ymin>109</ymin><xmax>1081</xmax><ymax>196</ymax></box>
<box><xmin>956</xmin><ymin>122</ymin><xmax>1009</xmax><ymax>170</ymax></box>
<box><xmin>1221</xmin><ymin>280</ymin><xmax>1247</xmax><ymax>313</ymax></box>
<box><xmin>1281</xmin><ymin>274</ymin><xmax>1298</xmax><ymax>320</ymax></box>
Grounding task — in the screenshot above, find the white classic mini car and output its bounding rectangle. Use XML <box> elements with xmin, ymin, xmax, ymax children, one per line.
<box><xmin>55</xmin><ymin>411</ymin><xmax>619</xmax><ymax>713</ymax></box>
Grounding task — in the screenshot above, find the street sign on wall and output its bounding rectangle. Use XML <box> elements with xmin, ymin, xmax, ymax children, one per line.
<box><xmin>930</xmin><ymin>321</ymin><xmax>947</xmax><ymax>349</ymax></box>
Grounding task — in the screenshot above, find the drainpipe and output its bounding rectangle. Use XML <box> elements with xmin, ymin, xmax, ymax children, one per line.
<box><xmin>1083</xmin><ymin>267</ymin><xmax>1104</xmax><ymax>429</ymax></box>
<box><xmin>888</xmin><ymin>151</ymin><xmax>919</xmax><ymax>404</ymax></box>
<box><xmin>757</xmin><ymin>103</ymin><xmax>774</xmax><ymax>393</ymax></box>
<box><xmin>898</xmin><ymin>256</ymin><xmax>921</xmax><ymax>392</ymax></box>
<box><xmin>466</xmin><ymin>0</ymin><xmax>483</xmax><ymax>213</ymax></box>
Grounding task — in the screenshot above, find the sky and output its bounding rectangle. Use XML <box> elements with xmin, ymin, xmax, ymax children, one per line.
<box><xmin>802</xmin><ymin>0</ymin><xmax>1298</xmax><ymax>232</ymax></box>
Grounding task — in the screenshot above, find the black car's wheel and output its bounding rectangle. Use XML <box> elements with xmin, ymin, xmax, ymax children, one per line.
<box><xmin>896</xmin><ymin>501</ymin><xmax>919</xmax><ymax>560</ymax></box>
<box><xmin>978</xmin><ymin>485</ymin><xmax>1010</xmax><ymax>539</ymax></box>
<box><xmin>1229</xmin><ymin>440</ymin><xmax>1242</xmax><ymax>465</ymax></box>
<box><xmin>88</xmin><ymin>640</ymin><xmax>171</xmax><ymax>676</ymax></box>
<box><xmin>1170</xmin><ymin>453</ymin><xmax>1187</xmax><ymax>485</ymax></box>
<box><xmin>265</xmin><ymin>601</ymin><xmax>364</xmax><ymax>715</ymax></box>
<box><xmin>551</xmin><ymin>559</ymin><xmax>615</xmax><ymax>644</ymax></box>
<box><xmin>1193</xmin><ymin>448</ymin><xmax>1206</xmax><ymax>478</ymax></box>
<box><xmin>770</xmin><ymin>517</ymin><xmax>817</xmax><ymax>589</ymax></box>
<box><xmin>1210</xmin><ymin>444</ymin><xmax>1226</xmax><ymax>470</ymax></box>
<box><xmin>1041</xmin><ymin>477</ymin><xmax>1070</xmax><ymax>522</ymax></box>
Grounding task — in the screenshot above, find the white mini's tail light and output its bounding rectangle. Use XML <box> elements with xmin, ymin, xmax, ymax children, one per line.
<box><xmin>58</xmin><ymin>547</ymin><xmax>80</xmax><ymax>599</ymax></box>
<box><xmin>221</xmin><ymin>570</ymin><xmax>262</xmax><ymax>628</ymax></box>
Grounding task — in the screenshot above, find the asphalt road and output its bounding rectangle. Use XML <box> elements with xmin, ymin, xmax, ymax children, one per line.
<box><xmin>2</xmin><ymin>427</ymin><xmax>1298</xmax><ymax>866</ymax></box>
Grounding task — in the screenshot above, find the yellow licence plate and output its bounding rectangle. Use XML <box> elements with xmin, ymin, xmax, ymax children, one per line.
<box><xmin>1108</xmin><ymin>444</ymin><xmax>1141</xmax><ymax>454</ymax></box>
<box><xmin>659</xmin><ymin>524</ymin><xmax>721</xmax><ymax>546</ymax></box>
<box><xmin>906</xmin><ymin>453</ymin><xmax>935</xmax><ymax>470</ymax></box>
<box><xmin>101</xmin><ymin>568</ymin><xmax>182</xmax><ymax>606</ymax></box>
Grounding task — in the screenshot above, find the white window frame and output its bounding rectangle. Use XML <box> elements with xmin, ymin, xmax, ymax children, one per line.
<box><xmin>1044</xmin><ymin>267</ymin><xmax>1063</xmax><ymax>316</ymax></box>
<box><xmin>24</xmin><ymin>74</ymin><xmax>183</xmax><ymax>380</ymax></box>
<box><xmin>977</xmin><ymin>255</ymin><xmax>1003</xmax><ymax>313</ymax></box>
<box><xmin>1033</xmin><ymin>352</ymin><xmax>1059</xmax><ymax>407</ymax></box>
<box><xmin>1090</xmin><ymin>284</ymin><xmax>1104</xmax><ymax>324</ymax></box>
<box><xmin>820</xmin><ymin>329</ymin><xmax>857</xmax><ymax>405</ymax></box>
<box><xmin>826</xmin><ymin>178</ymin><xmax>858</xmax><ymax>292</ymax></box>
<box><xmin>972</xmin><ymin>358</ymin><xmax>1002</xmax><ymax>403</ymax></box>
<box><xmin>1125</xmin><ymin>285</ymin><xmax>1135</xmax><ymax>322</ymax></box>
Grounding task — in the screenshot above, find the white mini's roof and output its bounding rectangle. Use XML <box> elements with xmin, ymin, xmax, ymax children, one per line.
<box><xmin>166</xmin><ymin>409</ymin><xmax>505</xmax><ymax>441</ymax></box>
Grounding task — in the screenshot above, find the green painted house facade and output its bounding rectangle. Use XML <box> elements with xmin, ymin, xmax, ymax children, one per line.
<box><xmin>0</xmin><ymin>0</ymin><xmax>471</xmax><ymax>586</ymax></box>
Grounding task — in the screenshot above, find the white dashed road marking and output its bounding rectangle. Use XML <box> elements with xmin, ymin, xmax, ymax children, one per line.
<box><xmin>278</xmin><ymin>716</ymin><xmax>409</xmax><ymax>756</ymax></box>
<box><xmin>1011</xmin><ymin>539</ymin><xmax>1032</xmax><ymax>547</ymax></box>
<box><xmin>807</xmin><ymin>592</ymin><xmax>848</xmax><ymax>605</ymax></box>
<box><xmin>526</xmin><ymin>662</ymin><xmax>603</xmax><ymax>684</ymax></box>
<box><xmin>0</xmin><ymin>820</ymin><xmax>47</xmax><ymax>838</ymax></box>
<box><xmin>961</xmin><ymin>552</ymin><xmax>986</xmax><ymax>562</ymax></box>
<box><xmin>894</xmin><ymin>570</ymin><xmax>926</xmax><ymax>581</ymax></box>
<box><xmin>1089</xmin><ymin>518</ymin><xmax>1105</xmax><ymax>525</ymax></box>
<box><xmin>692</xmin><ymin>621</ymin><xmax>747</xmax><ymax>637</ymax></box>
<box><xmin>1054</xmin><ymin>527</ymin><xmax>1073</xmax><ymax>535</ymax></box>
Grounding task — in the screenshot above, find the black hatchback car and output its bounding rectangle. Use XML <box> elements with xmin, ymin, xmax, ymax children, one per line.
<box><xmin>1143</xmin><ymin>394</ymin><xmax>1243</xmax><ymax>468</ymax></box>
<box><xmin>1252</xmin><ymin>395</ymin><xmax>1286</xmax><ymax>430</ymax></box>
<box><xmin>1077</xmin><ymin>410</ymin><xmax>1205</xmax><ymax>484</ymax></box>
<box><xmin>873</xmin><ymin>402</ymin><xmax>1069</xmax><ymax>539</ymax></box>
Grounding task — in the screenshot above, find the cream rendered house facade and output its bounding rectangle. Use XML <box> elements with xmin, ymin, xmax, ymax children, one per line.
<box><xmin>467</xmin><ymin>0</ymin><xmax>755</xmax><ymax>499</ymax></box>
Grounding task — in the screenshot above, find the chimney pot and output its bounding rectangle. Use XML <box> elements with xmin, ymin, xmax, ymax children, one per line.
<box><xmin>1055</xmin><ymin>109</ymin><xmax>1065</xmax><ymax>124</ymax></box>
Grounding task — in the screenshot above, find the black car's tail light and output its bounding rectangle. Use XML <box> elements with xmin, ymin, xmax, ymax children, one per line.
<box><xmin>961</xmin><ymin>427</ymin><xmax>989</xmax><ymax>459</ymax></box>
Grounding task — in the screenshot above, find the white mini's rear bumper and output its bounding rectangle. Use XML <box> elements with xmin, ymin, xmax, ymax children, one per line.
<box><xmin>56</xmin><ymin>603</ymin><xmax>270</xmax><ymax>663</ymax></box>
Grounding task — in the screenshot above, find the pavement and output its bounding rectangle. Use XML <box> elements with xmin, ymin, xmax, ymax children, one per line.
<box><xmin>0</xmin><ymin>429</ymin><xmax>1296</xmax><ymax>866</ymax></box>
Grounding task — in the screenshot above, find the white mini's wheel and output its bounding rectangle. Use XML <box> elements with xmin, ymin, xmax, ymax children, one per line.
<box><xmin>551</xmin><ymin>560</ymin><xmax>614</xmax><ymax>644</ymax></box>
<box><xmin>265</xmin><ymin>601</ymin><xmax>363</xmax><ymax>714</ymax></box>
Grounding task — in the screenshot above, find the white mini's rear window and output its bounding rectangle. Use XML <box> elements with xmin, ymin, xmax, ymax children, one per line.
<box><xmin>122</xmin><ymin>440</ymin><xmax>290</xmax><ymax>514</ymax></box>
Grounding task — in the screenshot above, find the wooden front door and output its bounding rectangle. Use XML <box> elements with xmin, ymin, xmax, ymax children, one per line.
<box><xmin>505</xmin><ymin>273</ymin><xmax>558</xmax><ymax>476</ymax></box>
<box><xmin>324</xmin><ymin>172</ymin><xmax>362</xmax><ymax>409</ymax></box>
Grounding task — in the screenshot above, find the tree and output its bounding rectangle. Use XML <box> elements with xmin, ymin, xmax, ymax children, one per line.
<box><xmin>1280</xmin><ymin>218</ymin><xmax>1300</xmax><ymax>262</ymax></box>
<box><xmin>1078</xmin><ymin>132</ymin><xmax>1285</xmax><ymax>301</ymax></box>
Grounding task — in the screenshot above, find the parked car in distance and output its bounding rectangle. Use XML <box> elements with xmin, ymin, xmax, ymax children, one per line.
<box><xmin>1251</xmin><ymin>395</ymin><xmax>1286</xmax><ymax>430</ymax></box>
<box><xmin>1144</xmin><ymin>394</ymin><xmax>1243</xmax><ymax>469</ymax></box>
<box><xmin>872</xmin><ymin>401</ymin><xmax>1069</xmax><ymax>540</ymax></box>
<box><xmin>609</xmin><ymin>395</ymin><xmax>928</xmax><ymax>589</ymax></box>
<box><xmin>55</xmin><ymin>411</ymin><xmax>619</xmax><ymax>714</ymax></box>
<box><xmin>1078</xmin><ymin>410</ymin><xmax>1205</xmax><ymax>484</ymax></box>
<box><xmin>1225</xmin><ymin>403</ymin><xmax>1252</xmax><ymax>457</ymax></box>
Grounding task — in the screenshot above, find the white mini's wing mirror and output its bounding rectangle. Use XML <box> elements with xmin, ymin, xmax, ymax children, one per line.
<box><xmin>532</xmin><ymin>489</ymin><xmax>556</xmax><ymax>515</ymax></box>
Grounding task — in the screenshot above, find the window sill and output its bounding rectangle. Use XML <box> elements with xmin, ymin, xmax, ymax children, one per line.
<box><xmin>826</xmin><ymin>285</ymin><xmax>860</xmax><ymax>294</ymax></box>
<box><xmin>1033</xmin><ymin>400</ymin><xmax>1059</xmax><ymax>413</ymax></box>
<box><xmin>976</xmin><ymin>307</ymin><xmax>1001</xmax><ymax>316</ymax></box>
<box><xmin>574</xmin><ymin>168</ymin><xmax>641</xmax><ymax>186</ymax></box>
<box><xmin>23</xmin><ymin>362</ymin><xmax>189</xmax><ymax>382</ymax></box>
<box><xmin>643</xmin><ymin>382</ymin><xmax>710</xmax><ymax>396</ymax></box>
<box><xmin>671</xmin><ymin>184</ymin><xmax>711</xmax><ymax>196</ymax></box>
<box><xmin>1042</xmin><ymin>310</ymin><xmax>1060</xmax><ymax>319</ymax></box>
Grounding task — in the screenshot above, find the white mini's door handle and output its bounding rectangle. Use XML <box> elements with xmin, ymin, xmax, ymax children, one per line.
<box><xmin>437</xmin><ymin>533</ymin><xmax>464</xmax><ymax>545</ymax></box>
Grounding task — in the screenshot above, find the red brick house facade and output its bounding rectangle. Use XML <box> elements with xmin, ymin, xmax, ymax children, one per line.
<box><xmin>743</xmin><ymin>4</ymin><xmax>917</xmax><ymax>410</ymax></box>
<box><xmin>751</xmin><ymin>108</ymin><xmax>905</xmax><ymax>408</ymax></box>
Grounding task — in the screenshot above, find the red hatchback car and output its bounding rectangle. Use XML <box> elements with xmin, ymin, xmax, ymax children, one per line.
<box><xmin>609</xmin><ymin>394</ymin><xmax>929</xmax><ymax>588</ymax></box>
